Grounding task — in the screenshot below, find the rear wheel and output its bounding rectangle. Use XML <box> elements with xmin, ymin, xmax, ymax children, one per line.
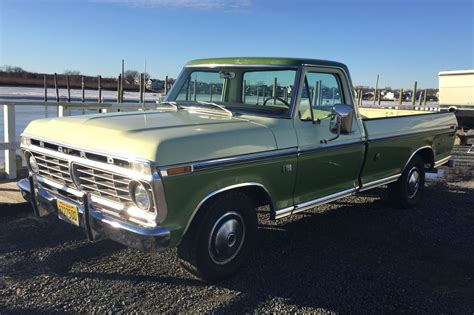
<box><xmin>388</xmin><ymin>155</ymin><xmax>425</xmax><ymax>208</ymax></box>
<box><xmin>177</xmin><ymin>191</ymin><xmax>257</xmax><ymax>282</ymax></box>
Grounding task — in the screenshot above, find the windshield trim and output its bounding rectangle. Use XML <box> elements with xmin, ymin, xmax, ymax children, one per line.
<box><xmin>167</xmin><ymin>65</ymin><xmax>302</xmax><ymax>119</ymax></box>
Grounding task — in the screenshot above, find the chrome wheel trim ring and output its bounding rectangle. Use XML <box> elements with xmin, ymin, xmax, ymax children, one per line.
<box><xmin>208</xmin><ymin>211</ymin><xmax>246</xmax><ymax>265</ymax></box>
<box><xmin>407</xmin><ymin>166</ymin><xmax>421</xmax><ymax>199</ymax></box>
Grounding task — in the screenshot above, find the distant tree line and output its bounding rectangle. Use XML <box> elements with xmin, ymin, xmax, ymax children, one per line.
<box><xmin>0</xmin><ymin>65</ymin><xmax>174</xmax><ymax>92</ymax></box>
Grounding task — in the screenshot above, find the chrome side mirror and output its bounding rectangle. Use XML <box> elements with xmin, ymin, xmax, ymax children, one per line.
<box><xmin>322</xmin><ymin>104</ymin><xmax>354</xmax><ymax>144</ymax></box>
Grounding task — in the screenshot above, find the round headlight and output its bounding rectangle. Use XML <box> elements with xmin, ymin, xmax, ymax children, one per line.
<box><xmin>130</xmin><ymin>181</ymin><xmax>151</xmax><ymax>210</ymax></box>
<box><xmin>28</xmin><ymin>154</ymin><xmax>39</xmax><ymax>174</ymax></box>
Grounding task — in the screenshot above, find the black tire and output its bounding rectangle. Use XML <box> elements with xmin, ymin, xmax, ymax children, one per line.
<box><xmin>177</xmin><ymin>191</ymin><xmax>257</xmax><ymax>282</ymax></box>
<box><xmin>388</xmin><ymin>155</ymin><xmax>425</xmax><ymax>208</ymax></box>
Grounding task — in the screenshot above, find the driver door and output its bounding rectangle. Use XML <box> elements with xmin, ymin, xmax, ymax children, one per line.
<box><xmin>293</xmin><ymin>67</ymin><xmax>365</xmax><ymax>205</ymax></box>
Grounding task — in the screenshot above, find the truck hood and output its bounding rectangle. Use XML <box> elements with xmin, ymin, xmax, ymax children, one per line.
<box><xmin>23</xmin><ymin>110</ymin><xmax>277</xmax><ymax>166</ymax></box>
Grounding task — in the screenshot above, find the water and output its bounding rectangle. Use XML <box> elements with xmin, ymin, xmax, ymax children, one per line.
<box><xmin>0</xmin><ymin>86</ymin><xmax>162</xmax><ymax>167</ymax></box>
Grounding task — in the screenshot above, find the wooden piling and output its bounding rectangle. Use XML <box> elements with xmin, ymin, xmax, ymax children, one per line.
<box><xmin>117</xmin><ymin>75</ymin><xmax>121</xmax><ymax>103</ymax></box>
<box><xmin>193</xmin><ymin>79</ymin><xmax>197</xmax><ymax>101</ymax></box>
<box><xmin>242</xmin><ymin>80</ymin><xmax>246</xmax><ymax>103</ymax></box>
<box><xmin>98</xmin><ymin>75</ymin><xmax>102</xmax><ymax>103</ymax></box>
<box><xmin>164</xmin><ymin>75</ymin><xmax>168</xmax><ymax>95</ymax></box>
<box><xmin>43</xmin><ymin>75</ymin><xmax>48</xmax><ymax>102</ymax></box>
<box><xmin>210</xmin><ymin>84</ymin><xmax>213</xmax><ymax>101</ymax></box>
<box><xmin>81</xmin><ymin>76</ymin><xmax>85</xmax><ymax>103</ymax></box>
<box><xmin>66</xmin><ymin>75</ymin><xmax>71</xmax><ymax>102</ymax></box>
<box><xmin>54</xmin><ymin>73</ymin><xmax>59</xmax><ymax>102</ymax></box>
<box><xmin>374</xmin><ymin>74</ymin><xmax>379</xmax><ymax>105</ymax></box>
<box><xmin>272</xmin><ymin>77</ymin><xmax>277</xmax><ymax>105</ymax></box>
<box><xmin>418</xmin><ymin>90</ymin><xmax>423</xmax><ymax>106</ymax></box>
<box><xmin>423</xmin><ymin>89</ymin><xmax>427</xmax><ymax>105</ymax></box>
<box><xmin>399</xmin><ymin>88</ymin><xmax>403</xmax><ymax>106</ymax></box>
<box><xmin>377</xmin><ymin>90</ymin><xmax>382</xmax><ymax>105</ymax></box>
<box><xmin>411</xmin><ymin>81</ymin><xmax>417</xmax><ymax>108</ymax></box>
<box><xmin>139</xmin><ymin>73</ymin><xmax>143</xmax><ymax>103</ymax></box>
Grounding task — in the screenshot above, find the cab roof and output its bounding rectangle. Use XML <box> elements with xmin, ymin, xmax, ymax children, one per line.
<box><xmin>186</xmin><ymin>57</ymin><xmax>348</xmax><ymax>70</ymax></box>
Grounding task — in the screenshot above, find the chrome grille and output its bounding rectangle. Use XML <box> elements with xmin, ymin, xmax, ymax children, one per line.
<box><xmin>72</xmin><ymin>164</ymin><xmax>133</xmax><ymax>204</ymax></box>
<box><xmin>30</xmin><ymin>151</ymin><xmax>73</xmax><ymax>187</ymax></box>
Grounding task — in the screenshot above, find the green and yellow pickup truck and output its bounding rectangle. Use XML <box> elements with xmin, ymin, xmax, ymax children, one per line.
<box><xmin>18</xmin><ymin>57</ymin><xmax>457</xmax><ymax>281</ymax></box>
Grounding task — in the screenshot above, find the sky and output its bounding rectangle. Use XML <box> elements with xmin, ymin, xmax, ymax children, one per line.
<box><xmin>0</xmin><ymin>0</ymin><xmax>473</xmax><ymax>89</ymax></box>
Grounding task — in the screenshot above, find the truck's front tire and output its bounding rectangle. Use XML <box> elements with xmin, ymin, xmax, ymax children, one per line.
<box><xmin>177</xmin><ymin>191</ymin><xmax>257</xmax><ymax>282</ymax></box>
<box><xmin>388</xmin><ymin>155</ymin><xmax>425</xmax><ymax>208</ymax></box>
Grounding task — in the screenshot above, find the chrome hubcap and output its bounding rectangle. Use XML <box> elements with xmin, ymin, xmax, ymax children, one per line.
<box><xmin>208</xmin><ymin>211</ymin><xmax>245</xmax><ymax>265</ymax></box>
<box><xmin>407</xmin><ymin>167</ymin><xmax>421</xmax><ymax>198</ymax></box>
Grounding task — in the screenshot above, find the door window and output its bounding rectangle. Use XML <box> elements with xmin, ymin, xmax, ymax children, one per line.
<box><xmin>299</xmin><ymin>72</ymin><xmax>344</xmax><ymax>120</ymax></box>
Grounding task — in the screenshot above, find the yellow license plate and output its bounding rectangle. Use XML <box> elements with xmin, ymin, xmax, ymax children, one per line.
<box><xmin>57</xmin><ymin>200</ymin><xmax>80</xmax><ymax>226</ymax></box>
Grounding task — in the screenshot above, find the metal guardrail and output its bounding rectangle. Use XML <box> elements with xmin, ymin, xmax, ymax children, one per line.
<box><xmin>2</xmin><ymin>101</ymin><xmax>159</xmax><ymax>179</ymax></box>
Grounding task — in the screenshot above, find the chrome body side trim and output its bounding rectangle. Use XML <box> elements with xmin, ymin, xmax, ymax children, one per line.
<box><xmin>358</xmin><ymin>174</ymin><xmax>401</xmax><ymax>192</ymax></box>
<box><xmin>368</xmin><ymin>126</ymin><xmax>454</xmax><ymax>142</ymax></box>
<box><xmin>274</xmin><ymin>187</ymin><xmax>357</xmax><ymax>220</ymax></box>
<box><xmin>298</xmin><ymin>140</ymin><xmax>364</xmax><ymax>155</ymax></box>
<box><xmin>180</xmin><ymin>182</ymin><xmax>273</xmax><ymax>242</ymax></box>
<box><xmin>160</xmin><ymin>147</ymin><xmax>298</xmax><ymax>177</ymax></box>
<box><xmin>434</xmin><ymin>155</ymin><xmax>452</xmax><ymax>168</ymax></box>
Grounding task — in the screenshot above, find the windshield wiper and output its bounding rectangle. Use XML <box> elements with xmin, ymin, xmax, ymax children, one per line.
<box><xmin>192</xmin><ymin>101</ymin><xmax>233</xmax><ymax>117</ymax></box>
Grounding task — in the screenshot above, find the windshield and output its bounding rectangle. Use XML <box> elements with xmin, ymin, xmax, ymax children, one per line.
<box><xmin>166</xmin><ymin>67</ymin><xmax>298</xmax><ymax>117</ymax></box>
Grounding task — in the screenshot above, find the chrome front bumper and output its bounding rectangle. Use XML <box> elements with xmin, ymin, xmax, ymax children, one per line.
<box><xmin>17</xmin><ymin>177</ymin><xmax>170</xmax><ymax>252</ymax></box>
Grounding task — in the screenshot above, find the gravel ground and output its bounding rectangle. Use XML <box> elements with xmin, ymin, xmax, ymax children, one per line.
<box><xmin>1</xmin><ymin>168</ymin><xmax>473</xmax><ymax>313</ymax></box>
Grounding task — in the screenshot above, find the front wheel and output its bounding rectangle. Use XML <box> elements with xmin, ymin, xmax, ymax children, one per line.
<box><xmin>388</xmin><ymin>155</ymin><xmax>425</xmax><ymax>208</ymax></box>
<box><xmin>177</xmin><ymin>191</ymin><xmax>257</xmax><ymax>282</ymax></box>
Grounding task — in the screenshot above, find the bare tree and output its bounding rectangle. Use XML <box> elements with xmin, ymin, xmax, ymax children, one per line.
<box><xmin>2</xmin><ymin>65</ymin><xmax>26</xmax><ymax>73</ymax></box>
<box><xmin>63</xmin><ymin>70</ymin><xmax>81</xmax><ymax>75</ymax></box>
<box><xmin>124</xmin><ymin>70</ymin><xmax>140</xmax><ymax>84</ymax></box>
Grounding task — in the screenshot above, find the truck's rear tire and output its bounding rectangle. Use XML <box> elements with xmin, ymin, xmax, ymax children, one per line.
<box><xmin>177</xmin><ymin>191</ymin><xmax>257</xmax><ymax>282</ymax></box>
<box><xmin>388</xmin><ymin>155</ymin><xmax>425</xmax><ymax>208</ymax></box>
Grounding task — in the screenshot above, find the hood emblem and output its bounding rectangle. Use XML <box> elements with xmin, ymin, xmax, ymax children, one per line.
<box><xmin>58</xmin><ymin>146</ymin><xmax>63</xmax><ymax>153</ymax></box>
<box><xmin>107</xmin><ymin>157</ymin><xmax>114</xmax><ymax>164</ymax></box>
<box><xmin>80</xmin><ymin>151</ymin><xmax>86</xmax><ymax>158</ymax></box>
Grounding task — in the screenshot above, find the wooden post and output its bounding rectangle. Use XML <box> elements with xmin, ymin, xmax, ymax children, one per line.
<box><xmin>272</xmin><ymin>77</ymin><xmax>277</xmax><ymax>105</ymax></box>
<box><xmin>3</xmin><ymin>104</ymin><xmax>17</xmax><ymax>179</ymax></box>
<box><xmin>411</xmin><ymin>81</ymin><xmax>417</xmax><ymax>108</ymax></box>
<box><xmin>374</xmin><ymin>74</ymin><xmax>379</xmax><ymax>105</ymax></box>
<box><xmin>359</xmin><ymin>89</ymin><xmax>363</xmax><ymax>106</ymax></box>
<box><xmin>377</xmin><ymin>90</ymin><xmax>382</xmax><ymax>105</ymax></box>
<box><xmin>66</xmin><ymin>75</ymin><xmax>71</xmax><ymax>102</ymax></box>
<box><xmin>54</xmin><ymin>73</ymin><xmax>59</xmax><ymax>102</ymax></box>
<box><xmin>43</xmin><ymin>75</ymin><xmax>48</xmax><ymax>102</ymax></box>
<box><xmin>193</xmin><ymin>79</ymin><xmax>197</xmax><ymax>101</ymax></box>
<box><xmin>423</xmin><ymin>89</ymin><xmax>427</xmax><ymax>105</ymax></box>
<box><xmin>81</xmin><ymin>76</ymin><xmax>85</xmax><ymax>103</ymax></box>
<box><xmin>117</xmin><ymin>75</ymin><xmax>121</xmax><ymax>103</ymax></box>
<box><xmin>98</xmin><ymin>75</ymin><xmax>102</xmax><ymax>103</ymax></box>
<box><xmin>164</xmin><ymin>75</ymin><xmax>168</xmax><ymax>95</ymax></box>
<box><xmin>399</xmin><ymin>88</ymin><xmax>403</xmax><ymax>106</ymax></box>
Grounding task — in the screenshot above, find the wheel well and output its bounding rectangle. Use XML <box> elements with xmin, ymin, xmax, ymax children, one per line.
<box><xmin>180</xmin><ymin>184</ymin><xmax>273</xmax><ymax>242</ymax></box>
<box><xmin>413</xmin><ymin>147</ymin><xmax>435</xmax><ymax>169</ymax></box>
